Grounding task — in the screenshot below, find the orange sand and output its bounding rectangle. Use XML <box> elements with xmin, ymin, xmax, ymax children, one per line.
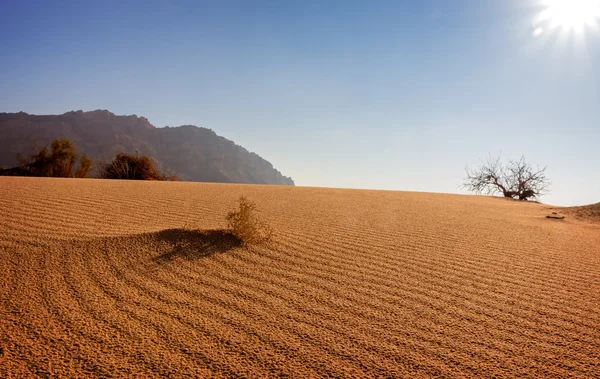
<box><xmin>1</xmin><ymin>177</ymin><xmax>599</xmax><ymax>378</ymax></box>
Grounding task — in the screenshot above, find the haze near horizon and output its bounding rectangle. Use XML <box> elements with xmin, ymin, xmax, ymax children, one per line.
<box><xmin>1</xmin><ymin>0</ymin><xmax>599</xmax><ymax>206</ymax></box>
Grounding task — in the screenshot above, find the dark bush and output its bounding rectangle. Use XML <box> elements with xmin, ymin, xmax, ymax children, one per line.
<box><xmin>99</xmin><ymin>153</ymin><xmax>176</xmax><ymax>181</ymax></box>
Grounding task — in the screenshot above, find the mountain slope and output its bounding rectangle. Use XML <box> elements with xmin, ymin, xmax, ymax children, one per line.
<box><xmin>0</xmin><ymin>110</ymin><xmax>294</xmax><ymax>185</ymax></box>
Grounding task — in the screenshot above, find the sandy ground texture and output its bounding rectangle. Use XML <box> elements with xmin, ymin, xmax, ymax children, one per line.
<box><xmin>1</xmin><ymin>177</ymin><xmax>599</xmax><ymax>378</ymax></box>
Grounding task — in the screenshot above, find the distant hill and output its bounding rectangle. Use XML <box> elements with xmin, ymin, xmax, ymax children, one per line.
<box><xmin>0</xmin><ymin>110</ymin><xmax>294</xmax><ymax>185</ymax></box>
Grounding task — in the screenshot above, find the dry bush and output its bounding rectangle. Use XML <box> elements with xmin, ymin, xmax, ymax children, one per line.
<box><xmin>99</xmin><ymin>153</ymin><xmax>177</xmax><ymax>181</ymax></box>
<box><xmin>226</xmin><ymin>196</ymin><xmax>273</xmax><ymax>246</ymax></box>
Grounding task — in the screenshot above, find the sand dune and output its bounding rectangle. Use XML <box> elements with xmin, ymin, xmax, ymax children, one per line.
<box><xmin>559</xmin><ymin>202</ymin><xmax>600</xmax><ymax>223</ymax></box>
<box><xmin>1</xmin><ymin>177</ymin><xmax>599</xmax><ymax>378</ymax></box>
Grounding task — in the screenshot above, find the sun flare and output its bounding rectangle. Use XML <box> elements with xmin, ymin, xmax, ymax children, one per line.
<box><xmin>537</xmin><ymin>0</ymin><xmax>600</xmax><ymax>32</ymax></box>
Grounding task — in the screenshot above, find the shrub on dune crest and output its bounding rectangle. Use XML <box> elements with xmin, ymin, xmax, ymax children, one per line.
<box><xmin>99</xmin><ymin>153</ymin><xmax>178</xmax><ymax>181</ymax></box>
<box><xmin>226</xmin><ymin>196</ymin><xmax>273</xmax><ymax>246</ymax></box>
<box><xmin>9</xmin><ymin>137</ymin><xmax>93</xmax><ymax>178</ymax></box>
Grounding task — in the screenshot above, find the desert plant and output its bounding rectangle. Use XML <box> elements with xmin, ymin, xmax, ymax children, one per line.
<box><xmin>47</xmin><ymin>138</ymin><xmax>78</xmax><ymax>177</ymax></box>
<box><xmin>463</xmin><ymin>154</ymin><xmax>550</xmax><ymax>201</ymax></box>
<box><xmin>226</xmin><ymin>196</ymin><xmax>273</xmax><ymax>246</ymax></box>
<box><xmin>99</xmin><ymin>153</ymin><xmax>177</xmax><ymax>180</ymax></box>
<box><xmin>74</xmin><ymin>154</ymin><xmax>93</xmax><ymax>178</ymax></box>
<box><xmin>14</xmin><ymin>137</ymin><xmax>92</xmax><ymax>178</ymax></box>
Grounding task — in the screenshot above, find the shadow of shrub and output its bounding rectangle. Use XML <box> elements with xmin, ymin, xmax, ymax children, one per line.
<box><xmin>152</xmin><ymin>228</ymin><xmax>241</xmax><ymax>263</ymax></box>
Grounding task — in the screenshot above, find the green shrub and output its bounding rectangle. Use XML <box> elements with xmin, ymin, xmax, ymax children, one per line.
<box><xmin>15</xmin><ymin>137</ymin><xmax>92</xmax><ymax>178</ymax></box>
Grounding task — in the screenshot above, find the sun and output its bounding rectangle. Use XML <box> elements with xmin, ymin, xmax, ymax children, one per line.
<box><xmin>536</xmin><ymin>0</ymin><xmax>600</xmax><ymax>32</ymax></box>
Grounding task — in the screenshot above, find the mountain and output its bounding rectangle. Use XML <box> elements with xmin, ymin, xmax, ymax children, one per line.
<box><xmin>0</xmin><ymin>110</ymin><xmax>294</xmax><ymax>185</ymax></box>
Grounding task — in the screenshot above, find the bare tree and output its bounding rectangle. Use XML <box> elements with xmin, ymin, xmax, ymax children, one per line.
<box><xmin>463</xmin><ymin>154</ymin><xmax>550</xmax><ymax>201</ymax></box>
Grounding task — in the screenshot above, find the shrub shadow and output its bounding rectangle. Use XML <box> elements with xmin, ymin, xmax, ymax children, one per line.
<box><xmin>152</xmin><ymin>228</ymin><xmax>241</xmax><ymax>264</ymax></box>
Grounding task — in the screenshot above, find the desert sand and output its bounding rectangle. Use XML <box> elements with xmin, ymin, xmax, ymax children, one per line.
<box><xmin>1</xmin><ymin>177</ymin><xmax>599</xmax><ymax>378</ymax></box>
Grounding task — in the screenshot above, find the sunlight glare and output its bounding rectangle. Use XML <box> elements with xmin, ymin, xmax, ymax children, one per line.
<box><xmin>538</xmin><ymin>0</ymin><xmax>600</xmax><ymax>32</ymax></box>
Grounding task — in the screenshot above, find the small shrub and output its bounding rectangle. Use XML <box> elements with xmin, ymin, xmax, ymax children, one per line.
<box><xmin>226</xmin><ymin>196</ymin><xmax>273</xmax><ymax>246</ymax></box>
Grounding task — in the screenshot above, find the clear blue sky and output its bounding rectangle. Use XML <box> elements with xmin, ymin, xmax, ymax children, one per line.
<box><xmin>1</xmin><ymin>0</ymin><xmax>599</xmax><ymax>206</ymax></box>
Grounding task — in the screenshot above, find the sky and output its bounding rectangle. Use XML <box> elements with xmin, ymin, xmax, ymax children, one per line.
<box><xmin>1</xmin><ymin>0</ymin><xmax>599</xmax><ymax>206</ymax></box>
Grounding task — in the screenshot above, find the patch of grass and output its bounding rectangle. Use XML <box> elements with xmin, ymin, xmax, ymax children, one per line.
<box><xmin>226</xmin><ymin>196</ymin><xmax>273</xmax><ymax>246</ymax></box>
